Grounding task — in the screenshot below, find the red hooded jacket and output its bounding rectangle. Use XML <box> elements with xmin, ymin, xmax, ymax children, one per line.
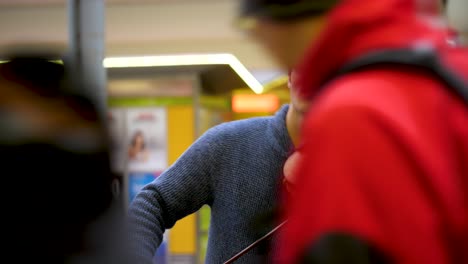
<box><xmin>280</xmin><ymin>0</ymin><xmax>468</xmax><ymax>263</ymax></box>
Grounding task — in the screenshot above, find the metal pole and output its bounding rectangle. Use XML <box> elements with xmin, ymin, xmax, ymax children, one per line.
<box><xmin>66</xmin><ymin>5</ymin><xmax>133</xmax><ymax>263</ymax></box>
<box><xmin>68</xmin><ymin>0</ymin><xmax>107</xmax><ymax>112</ymax></box>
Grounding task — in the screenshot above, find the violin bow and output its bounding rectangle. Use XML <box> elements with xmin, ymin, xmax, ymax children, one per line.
<box><xmin>223</xmin><ymin>220</ymin><xmax>288</xmax><ymax>264</ymax></box>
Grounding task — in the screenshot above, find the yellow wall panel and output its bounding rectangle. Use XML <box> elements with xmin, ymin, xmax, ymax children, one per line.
<box><xmin>168</xmin><ymin>105</ymin><xmax>194</xmax><ymax>164</ymax></box>
<box><xmin>167</xmin><ymin>106</ymin><xmax>196</xmax><ymax>254</ymax></box>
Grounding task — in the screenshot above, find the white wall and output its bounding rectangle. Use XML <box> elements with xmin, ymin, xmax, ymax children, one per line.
<box><xmin>446</xmin><ymin>0</ymin><xmax>468</xmax><ymax>45</ymax></box>
<box><xmin>0</xmin><ymin>0</ymin><xmax>278</xmax><ymax>70</ymax></box>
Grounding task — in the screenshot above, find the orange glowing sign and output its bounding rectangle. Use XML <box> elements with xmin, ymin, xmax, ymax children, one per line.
<box><xmin>232</xmin><ymin>94</ymin><xmax>279</xmax><ymax>113</ymax></box>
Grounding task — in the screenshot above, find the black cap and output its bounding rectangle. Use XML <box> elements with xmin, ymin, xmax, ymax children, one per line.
<box><xmin>240</xmin><ymin>0</ymin><xmax>340</xmax><ymax>22</ymax></box>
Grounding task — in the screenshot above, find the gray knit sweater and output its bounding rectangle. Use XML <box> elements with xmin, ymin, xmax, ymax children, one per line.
<box><xmin>127</xmin><ymin>105</ymin><xmax>292</xmax><ymax>263</ymax></box>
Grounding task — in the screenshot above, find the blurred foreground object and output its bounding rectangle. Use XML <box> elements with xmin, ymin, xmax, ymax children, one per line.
<box><xmin>239</xmin><ymin>0</ymin><xmax>468</xmax><ymax>263</ymax></box>
<box><xmin>0</xmin><ymin>51</ymin><xmax>131</xmax><ymax>263</ymax></box>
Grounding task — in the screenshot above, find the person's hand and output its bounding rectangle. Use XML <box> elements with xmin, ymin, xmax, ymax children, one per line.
<box><xmin>282</xmin><ymin>151</ymin><xmax>303</xmax><ymax>193</ymax></box>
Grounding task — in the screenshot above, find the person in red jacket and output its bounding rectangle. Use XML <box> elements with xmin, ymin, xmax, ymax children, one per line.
<box><xmin>239</xmin><ymin>0</ymin><xmax>468</xmax><ymax>263</ymax></box>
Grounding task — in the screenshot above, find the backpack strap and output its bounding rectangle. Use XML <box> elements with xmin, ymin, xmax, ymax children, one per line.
<box><xmin>335</xmin><ymin>48</ymin><xmax>468</xmax><ymax>104</ymax></box>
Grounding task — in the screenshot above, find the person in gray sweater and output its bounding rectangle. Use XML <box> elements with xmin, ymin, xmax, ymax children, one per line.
<box><xmin>127</xmin><ymin>81</ymin><xmax>309</xmax><ymax>263</ymax></box>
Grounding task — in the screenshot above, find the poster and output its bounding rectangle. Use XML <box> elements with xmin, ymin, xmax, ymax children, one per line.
<box><xmin>126</xmin><ymin>108</ymin><xmax>168</xmax><ymax>172</ymax></box>
<box><xmin>128</xmin><ymin>172</ymin><xmax>168</xmax><ymax>264</ymax></box>
<box><xmin>128</xmin><ymin>172</ymin><xmax>160</xmax><ymax>203</ymax></box>
<box><xmin>108</xmin><ymin>108</ymin><xmax>127</xmax><ymax>173</ymax></box>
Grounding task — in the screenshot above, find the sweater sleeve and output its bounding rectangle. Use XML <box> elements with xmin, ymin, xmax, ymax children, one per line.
<box><xmin>126</xmin><ymin>126</ymin><xmax>222</xmax><ymax>263</ymax></box>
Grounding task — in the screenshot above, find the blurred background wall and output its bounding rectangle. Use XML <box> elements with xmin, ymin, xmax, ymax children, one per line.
<box><xmin>0</xmin><ymin>0</ymin><xmax>277</xmax><ymax>70</ymax></box>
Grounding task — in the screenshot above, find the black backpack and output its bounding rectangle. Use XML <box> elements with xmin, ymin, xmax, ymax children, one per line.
<box><xmin>334</xmin><ymin>48</ymin><xmax>468</xmax><ymax>104</ymax></box>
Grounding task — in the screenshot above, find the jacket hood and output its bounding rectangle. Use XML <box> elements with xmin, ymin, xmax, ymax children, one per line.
<box><xmin>292</xmin><ymin>0</ymin><xmax>451</xmax><ymax>99</ymax></box>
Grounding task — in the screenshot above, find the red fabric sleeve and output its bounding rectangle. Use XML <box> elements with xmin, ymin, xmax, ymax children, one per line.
<box><xmin>278</xmin><ymin>104</ymin><xmax>450</xmax><ymax>264</ymax></box>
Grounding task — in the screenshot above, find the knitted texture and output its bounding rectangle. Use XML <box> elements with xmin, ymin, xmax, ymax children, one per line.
<box><xmin>127</xmin><ymin>105</ymin><xmax>292</xmax><ymax>263</ymax></box>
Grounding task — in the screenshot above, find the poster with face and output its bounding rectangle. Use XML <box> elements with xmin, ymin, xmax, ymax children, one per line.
<box><xmin>126</xmin><ymin>108</ymin><xmax>168</xmax><ymax>172</ymax></box>
<box><xmin>108</xmin><ymin>108</ymin><xmax>127</xmax><ymax>173</ymax></box>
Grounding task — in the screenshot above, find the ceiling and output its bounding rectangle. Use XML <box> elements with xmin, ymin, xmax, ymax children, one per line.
<box><xmin>0</xmin><ymin>0</ymin><xmax>221</xmax><ymax>6</ymax></box>
<box><xmin>0</xmin><ymin>0</ymin><xmax>277</xmax><ymax>70</ymax></box>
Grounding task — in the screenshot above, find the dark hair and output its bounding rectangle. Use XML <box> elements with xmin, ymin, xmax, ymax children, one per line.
<box><xmin>0</xmin><ymin>53</ymin><xmax>121</xmax><ymax>262</ymax></box>
<box><xmin>0</xmin><ymin>56</ymin><xmax>64</xmax><ymax>96</ymax></box>
<box><xmin>0</xmin><ymin>56</ymin><xmax>100</xmax><ymax>122</ymax></box>
<box><xmin>240</xmin><ymin>0</ymin><xmax>340</xmax><ymax>22</ymax></box>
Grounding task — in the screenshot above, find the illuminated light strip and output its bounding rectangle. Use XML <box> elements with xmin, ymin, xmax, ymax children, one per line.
<box><xmin>104</xmin><ymin>54</ymin><xmax>264</xmax><ymax>94</ymax></box>
<box><xmin>1</xmin><ymin>54</ymin><xmax>264</xmax><ymax>94</ymax></box>
<box><xmin>225</xmin><ymin>54</ymin><xmax>264</xmax><ymax>94</ymax></box>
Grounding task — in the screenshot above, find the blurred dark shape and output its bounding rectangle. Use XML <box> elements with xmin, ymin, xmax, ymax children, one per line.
<box><xmin>239</xmin><ymin>0</ymin><xmax>339</xmax><ymax>21</ymax></box>
<box><xmin>0</xmin><ymin>51</ymin><xmax>130</xmax><ymax>263</ymax></box>
<box><xmin>299</xmin><ymin>233</ymin><xmax>391</xmax><ymax>264</ymax></box>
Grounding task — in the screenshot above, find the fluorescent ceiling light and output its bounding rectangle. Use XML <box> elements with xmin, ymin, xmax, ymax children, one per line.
<box><xmin>1</xmin><ymin>53</ymin><xmax>264</xmax><ymax>94</ymax></box>
<box><xmin>104</xmin><ymin>54</ymin><xmax>264</xmax><ymax>94</ymax></box>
